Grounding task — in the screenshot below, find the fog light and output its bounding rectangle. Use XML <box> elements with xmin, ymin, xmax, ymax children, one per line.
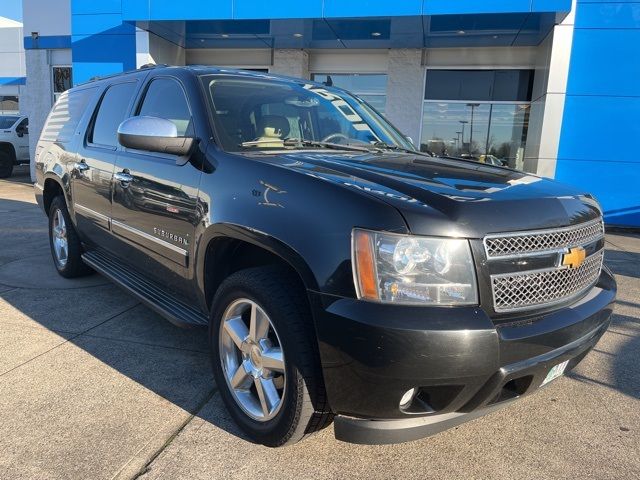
<box><xmin>399</xmin><ymin>388</ymin><xmax>416</xmax><ymax>408</ymax></box>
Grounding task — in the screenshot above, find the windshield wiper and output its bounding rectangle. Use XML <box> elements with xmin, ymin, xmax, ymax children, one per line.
<box><xmin>240</xmin><ymin>138</ymin><xmax>373</xmax><ymax>153</ymax></box>
<box><xmin>371</xmin><ymin>141</ymin><xmax>433</xmax><ymax>157</ymax></box>
<box><xmin>283</xmin><ymin>138</ymin><xmax>374</xmax><ymax>153</ymax></box>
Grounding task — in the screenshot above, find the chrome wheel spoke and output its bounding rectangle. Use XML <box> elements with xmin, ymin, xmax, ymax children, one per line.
<box><xmin>223</xmin><ymin>315</ymin><xmax>249</xmax><ymax>349</ymax></box>
<box><xmin>255</xmin><ymin>377</ymin><xmax>280</xmax><ymax>417</ymax></box>
<box><xmin>261</xmin><ymin>347</ymin><xmax>285</xmax><ymax>373</ymax></box>
<box><xmin>230</xmin><ymin>362</ymin><xmax>252</xmax><ymax>390</ymax></box>
<box><xmin>249</xmin><ymin>302</ymin><xmax>270</xmax><ymax>342</ymax></box>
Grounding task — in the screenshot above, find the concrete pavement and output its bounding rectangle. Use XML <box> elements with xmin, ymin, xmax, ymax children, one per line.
<box><xmin>0</xmin><ymin>166</ymin><xmax>638</xmax><ymax>479</ymax></box>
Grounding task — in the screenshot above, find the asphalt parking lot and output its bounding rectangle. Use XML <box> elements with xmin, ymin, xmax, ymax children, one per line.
<box><xmin>0</xmin><ymin>166</ymin><xmax>638</xmax><ymax>480</ymax></box>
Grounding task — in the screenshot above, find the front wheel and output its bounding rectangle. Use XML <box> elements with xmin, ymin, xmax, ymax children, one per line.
<box><xmin>0</xmin><ymin>150</ymin><xmax>14</xmax><ymax>178</ymax></box>
<box><xmin>209</xmin><ymin>266</ymin><xmax>333</xmax><ymax>447</ymax></box>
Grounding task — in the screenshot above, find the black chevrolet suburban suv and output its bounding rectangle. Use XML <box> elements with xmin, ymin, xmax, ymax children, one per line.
<box><xmin>34</xmin><ymin>66</ymin><xmax>616</xmax><ymax>447</ymax></box>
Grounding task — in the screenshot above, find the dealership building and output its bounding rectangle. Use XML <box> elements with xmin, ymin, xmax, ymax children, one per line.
<box><xmin>19</xmin><ymin>0</ymin><xmax>640</xmax><ymax>226</ymax></box>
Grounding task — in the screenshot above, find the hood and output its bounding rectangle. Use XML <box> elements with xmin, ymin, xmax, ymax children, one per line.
<box><xmin>252</xmin><ymin>150</ymin><xmax>602</xmax><ymax>238</ymax></box>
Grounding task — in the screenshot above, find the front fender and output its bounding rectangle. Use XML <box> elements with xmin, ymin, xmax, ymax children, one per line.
<box><xmin>194</xmin><ymin>222</ymin><xmax>320</xmax><ymax>311</ymax></box>
<box><xmin>193</xmin><ymin>150</ymin><xmax>409</xmax><ymax>311</ymax></box>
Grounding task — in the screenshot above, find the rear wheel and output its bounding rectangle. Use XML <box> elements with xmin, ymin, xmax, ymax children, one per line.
<box><xmin>0</xmin><ymin>150</ymin><xmax>14</xmax><ymax>178</ymax></box>
<box><xmin>48</xmin><ymin>196</ymin><xmax>93</xmax><ymax>278</ymax></box>
<box><xmin>209</xmin><ymin>266</ymin><xmax>333</xmax><ymax>446</ymax></box>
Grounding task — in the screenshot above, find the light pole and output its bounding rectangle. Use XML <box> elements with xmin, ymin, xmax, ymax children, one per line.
<box><xmin>467</xmin><ymin>103</ymin><xmax>480</xmax><ymax>154</ymax></box>
<box><xmin>459</xmin><ymin>121</ymin><xmax>468</xmax><ymax>151</ymax></box>
<box><xmin>455</xmin><ymin>131</ymin><xmax>462</xmax><ymax>153</ymax></box>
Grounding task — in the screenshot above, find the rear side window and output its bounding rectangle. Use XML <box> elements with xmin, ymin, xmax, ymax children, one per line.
<box><xmin>90</xmin><ymin>82</ymin><xmax>137</xmax><ymax>148</ymax></box>
<box><xmin>40</xmin><ymin>87</ymin><xmax>96</xmax><ymax>143</ymax></box>
<box><xmin>137</xmin><ymin>78</ymin><xmax>192</xmax><ymax>136</ymax></box>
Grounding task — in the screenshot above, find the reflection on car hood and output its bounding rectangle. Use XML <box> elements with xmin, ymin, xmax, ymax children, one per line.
<box><xmin>254</xmin><ymin>151</ymin><xmax>602</xmax><ymax>238</ymax></box>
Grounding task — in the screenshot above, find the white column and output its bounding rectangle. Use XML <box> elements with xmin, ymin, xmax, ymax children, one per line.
<box><xmin>271</xmin><ymin>49</ymin><xmax>309</xmax><ymax>79</ymax></box>
<box><xmin>24</xmin><ymin>49</ymin><xmax>53</xmax><ymax>181</ymax></box>
<box><xmin>385</xmin><ymin>49</ymin><xmax>424</xmax><ymax>146</ymax></box>
<box><xmin>523</xmin><ymin>1</ymin><xmax>576</xmax><ymax>177</ymax></box>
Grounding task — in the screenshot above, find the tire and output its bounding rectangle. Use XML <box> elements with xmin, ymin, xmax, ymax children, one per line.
<box><xmin>48</xmin><ymin>196</ymin><xmax>93</xmax><ymax>278</ymax></box>
<box><xmin>0</xmin><ymin>150</ymin><xmax>14</xmax><ymax>178</ymax></box>
<box><xmin>209</xmin><ymin>266</ymin><xmax>333</xmax><ymax>447</ymax></box>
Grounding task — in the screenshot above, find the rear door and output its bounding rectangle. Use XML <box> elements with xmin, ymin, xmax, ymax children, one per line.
<box><xmin>72</xmin><ymin>81</ymin><xmax>139</xmax><ymax>245</ymax></box>
<box><xmin>110</xmin><ymin>74</ymin><xmax>202</xmax><ymax>294</ymax></box>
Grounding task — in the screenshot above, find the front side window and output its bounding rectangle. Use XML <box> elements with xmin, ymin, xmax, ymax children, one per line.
<box><xmin>0</xmin><ymin>116</ymin><xmax>20</xmax><ymax>129</ymax></box>
<box><xmin>420</xmin><ymin>69</ymin><xmax>533</xmax><ymax>170</ymax></box>
<box><xmin>137</xmin><ymin>78</ymin><xmax>192</xmax><ymax>136</ymax></box>
<box><xmin>202</xmin><ymin>75</ymin><xmax>413</xmax><ymax>153</ymax></box>
<box><xmin>90</xmin><ymin>82</ymin><xmax>137</xmax><ymax>148</ymax></box>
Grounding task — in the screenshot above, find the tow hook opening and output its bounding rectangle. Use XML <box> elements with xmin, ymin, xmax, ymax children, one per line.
<box><xmin>400</xmin><ymin>385</ymin><xmax>464</xmax><ymax>414</ymax></box>
<box><xmin>490</xmin><ymin>375</ymin><xmax>534</xmax><ymax>405</ymax></box>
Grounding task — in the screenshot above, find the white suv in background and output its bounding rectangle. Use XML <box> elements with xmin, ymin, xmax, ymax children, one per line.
<box><xmin>0</xmin><ymin>115</ymin><xmax>29</xmax><ymax>178</ymax></box>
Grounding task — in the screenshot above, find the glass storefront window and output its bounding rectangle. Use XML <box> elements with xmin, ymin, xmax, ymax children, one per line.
<box><xmin>0</xmin><ymin>95</ymin><xmax>19</xmax><ymax>114</ymax></box>
<box><xmin>311</xmin><ymin>73</ymin><xmax>387</xmax><ymax>114</ymax></box>
<box><xmin>53</xmin><ymin>66</ymin><xmax>72</xmax><ymax>103</ymax></box>
<box><xmin>421</xmin><ymin>101</ymin><xmax>530</xmax><ymax>169</ymax></box>
<box><xmin>421</xmin><ymin>69</ymin><xmax>532</xmax><ymax>169</ymax></box>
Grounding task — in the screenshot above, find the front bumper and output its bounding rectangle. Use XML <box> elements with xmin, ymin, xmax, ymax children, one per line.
<box><xmin>309</xmin><ymin>268</ymin><xmax>616</xmax><ymax>444</ymax></box>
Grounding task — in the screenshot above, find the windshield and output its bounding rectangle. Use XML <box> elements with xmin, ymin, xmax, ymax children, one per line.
<box><xmin>201</xmin><ymin>75</ymin><xmax>415</xmax><ymax>152</ymax></box>
<box><xmin>0</xmin><ymin>116</ymin><xmax>19</xmax><ymax>129</ymax></box>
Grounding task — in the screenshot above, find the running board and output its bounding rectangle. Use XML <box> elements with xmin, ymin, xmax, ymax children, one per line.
<box><xmin>82</xmin><ymin>249</ymin><xmax>208</xmax><ymax>328</ymax></box>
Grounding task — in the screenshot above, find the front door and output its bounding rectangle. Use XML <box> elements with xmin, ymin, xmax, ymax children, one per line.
<box><xmin>110</xmin><ymin>76</ymin><xmax>202</xmax><ymax>297</ymax></box>
<box><xmin>72</xmin><ymin>81</ymin><xmax>139</xmax><ymax>245</ymax></box>
<box><xmin>14</xmin><ymin>118</ymin><xmax>29</xmax><ymax>161</ymax></box>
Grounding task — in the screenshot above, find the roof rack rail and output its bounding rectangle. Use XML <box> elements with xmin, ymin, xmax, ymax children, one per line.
<box><xmin>139</xmin><ymin>63</ymin><xmax>168</xmax><ymax>70</ymax></box>
<box><xmin>77</xmin><ymin>64</ymin><xmax>171</xmax><ymax>87</ymax></box>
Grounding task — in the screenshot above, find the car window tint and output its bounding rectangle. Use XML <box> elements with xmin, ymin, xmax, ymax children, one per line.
<box><xmin>91</xmin><ymin>82</ymin><xmax>137</xmax><ymax>147</ymax></box>
<box><xmin>138</xmin><ymin>78</ymin><xmax>192</xmax><ymax>136</ymax></box>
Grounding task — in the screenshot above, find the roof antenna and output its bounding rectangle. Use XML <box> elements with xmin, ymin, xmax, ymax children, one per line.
<box><xmin>323</xmin><ymin>75</ymin><xmax>333</xmax><ymax>87</ymax></box>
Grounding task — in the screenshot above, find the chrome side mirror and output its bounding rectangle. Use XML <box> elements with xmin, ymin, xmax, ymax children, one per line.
<box><xmin>117</xmin><ymin>116</ymin><xmax>195</xmax><ymax>157</ymax></box>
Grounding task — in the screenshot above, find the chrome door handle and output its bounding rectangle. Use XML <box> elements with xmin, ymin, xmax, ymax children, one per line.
<box><xmin>114</xmin><ymin>171</ymin><xmax>134</xmax><ymax>185</ymax></box>
<box><xmin>73</xmin><ymin>161</ymin><xmax>89</xmax><ymax>172</ymax></box>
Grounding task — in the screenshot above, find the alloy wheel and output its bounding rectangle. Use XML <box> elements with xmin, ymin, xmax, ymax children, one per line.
<box><xmin>52</xmin><ymin>208</ymin><xmax>68</xmax><ymax>267</ymax></box>
<box><xmin>219</xmin><ymin>298</ymin><xmax>286</xmax><ymax>422</ymax></box>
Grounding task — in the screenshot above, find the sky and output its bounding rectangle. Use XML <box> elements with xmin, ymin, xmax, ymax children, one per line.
<box><xmin>1</xmin><ymin>0</ymin><xmax>23</xmax><ymax>21</ymax></box>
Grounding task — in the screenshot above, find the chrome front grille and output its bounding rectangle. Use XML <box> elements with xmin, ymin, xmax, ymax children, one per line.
<box><xmin>484</xmin><ymin>218</ymin><xmax>604</xmax><ymax>259</ymax></box>
<box><xmin>485</xmin><ymin>217</ymin><xmax>605</xmax><ymax>313</ymax></box>
<box><xmin>491</xmin><ymin>250</ymin><xmax>604</xmax><ymax>312</ymax></box>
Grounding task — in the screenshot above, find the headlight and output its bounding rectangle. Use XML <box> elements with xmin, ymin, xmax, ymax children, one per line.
<box><xmin>352</xmin><ymin>229</ymin><xmax>478</xmax><ymax>305</ymax></box>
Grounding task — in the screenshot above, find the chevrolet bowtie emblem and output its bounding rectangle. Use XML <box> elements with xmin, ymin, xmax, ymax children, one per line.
<box><xmin>561</xmin><ymin>246</ymin><xmax>586</xmax><ymax>269</ymax></box>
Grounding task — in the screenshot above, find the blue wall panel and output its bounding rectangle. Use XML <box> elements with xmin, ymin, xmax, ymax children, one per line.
<box><xmin>122</xmin><ymin>1</ymin><xmax>150</xmax><ymax>21</ymax></box>
<box><xmin>235</xmin><ymin>0</ymin><xmax>323</xmax><ymax>19</ymax></box>
<box><xmin>71</xmin><ymin>14</ymin><xmax>136</xmax><ymax>35</ymax></box>
<box><xmin>118</xmin><ymin>0</ymin><xmax>572</xmax><ymax>21</ymax></box>
<box><xmin>555</xmin><ymin>160</ymin><xmax>640</xmax><ymax>226</ymax></box>
<box><xmin>149</xmin><ymin>0</ymin><xmax>233</xmax><ymax>21</ymax></box>
<box><xmin>72</xmin><ymin>33</ymin><xmax>137</xmax><ymax>84</ymax></box>
<box><xmin>71</xmin><ymin>0</ymin><xmax>122</xmax><ymax>15</ymax></box>
<box><xmin>558</xmin><ymin>96</ymin><xmax>640</xmax><ymax>164</ymax></box>
<box><xmin>557</xmin><ymin>0</ymin><xmax>640</xmax><ymax>226</ymax></box>
<box><xmin>71</xmin><ymin>1</ymin><xmax>136</xmax><ymax>85</ymax></box>
<box><xmin>324</xmin><ymin>0</ymin><xmax>422</xmax><ymax>18</ymax></box>
<box><xmin>532</xmin><ymin>0</ymin><xmax>572</xmax><ymax>11</ymax></box>
<box><xmin>566</xmin><ymin>30</ymin><xmax>640</xmax><ymax>97</ymax></box>
<box><xmin>575</xmin><ymin>2</ymin><xmax>640</xmax><ymax>29</ymax></box>
<box><xmin>424</xmin><ymin>0</ymin><xmax>531</xmax><ymax>15</ymax></box>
